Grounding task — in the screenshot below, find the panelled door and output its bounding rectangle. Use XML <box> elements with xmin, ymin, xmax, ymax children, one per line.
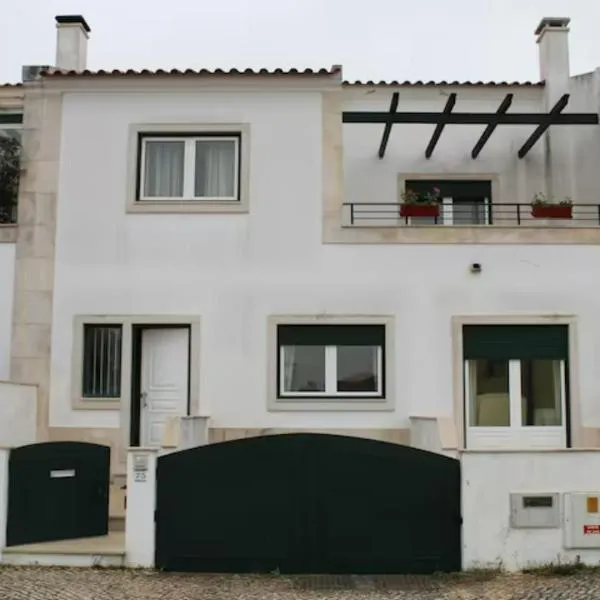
<box><xmin>140</xmin><ymin>328</ymin><xmax>189</xmax><ymax>447</ymax></box>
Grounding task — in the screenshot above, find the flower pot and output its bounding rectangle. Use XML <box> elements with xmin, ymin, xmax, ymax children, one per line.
<box><xmin>400</xmin><ymin>204</ymin><xmax>440</xmax><ymax>218</ymax></box>
<box><xmin>531</xmin><ymin>205</ymin><xmax>572</xmax><ymax>219</ymax></box>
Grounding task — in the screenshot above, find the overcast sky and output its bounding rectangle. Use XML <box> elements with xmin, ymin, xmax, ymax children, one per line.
<box><xmin>2</xmin><ymin>0</ymin><xmax>600</xmax><ymax>84</ymax></box>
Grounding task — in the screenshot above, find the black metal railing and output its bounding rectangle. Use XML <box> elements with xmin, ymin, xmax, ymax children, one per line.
<box><xmin>343</xmin><ymin>202</ymin><xmax>600</xmax><ymax>227</ymax></box>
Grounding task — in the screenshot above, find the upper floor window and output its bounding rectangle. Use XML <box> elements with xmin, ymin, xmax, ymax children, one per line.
<box><xmin>138</xmin><ymin>133</ymin><xmax>240</xmax><ymax>202</ymax></box>
<box><xmin>0</xmin><ymin>119</ymin><xmax>22</xmax><ymax>225</ymax></box>
<box><xmin>403</xmin><ymin>179</ymin><xmax>491</xmax><ymax>225</ymax></box>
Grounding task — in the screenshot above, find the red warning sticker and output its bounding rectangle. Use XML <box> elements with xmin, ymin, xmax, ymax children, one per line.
<box><xmin>583</xmin><ymin>525</ymin><xmax>600</xmax><ymax>534</ymax></box>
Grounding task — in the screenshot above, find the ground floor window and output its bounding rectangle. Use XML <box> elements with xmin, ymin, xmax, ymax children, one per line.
<box><xmin>82</xmin><ymin>324</ymin><xmax>123</xmax><ymax>399</ymax></box>
<box><xmin>277</xmin><ymin>324</ymin><xmax>385</xmax><ymax>400</ymax></box>
<box><xmin>463</xmin><ymin>324</ymin><xmax>569</xmax><ymax>449</ymax></box>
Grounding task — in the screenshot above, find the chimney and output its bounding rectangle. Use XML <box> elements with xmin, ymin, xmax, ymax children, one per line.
<box><xmin>535</xmin><ymin>17</ymin><xmax>570</xmax><ymax>103</ymax></box>
<box><xmin>535</xmin><ymin>18</ymin><xmax>573</xmax><ymax>205</ymax></box>
<box><xmin>55</xmin><ymin>15</ymin><xmax>91</xmax><ymax>71</ymax></box>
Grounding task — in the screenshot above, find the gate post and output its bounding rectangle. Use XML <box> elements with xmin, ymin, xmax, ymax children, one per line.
<box><xmin>0</xmin><ymin>447</ymin><xmax>9</xmax><ymax>559</ymax></box>
<box><xmin>125</xmin><ymin>447</ymin><xmax>159</xmax><ymax>567</ymax></box>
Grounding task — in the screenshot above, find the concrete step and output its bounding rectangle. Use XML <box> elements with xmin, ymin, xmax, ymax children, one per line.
<box><xmin>109</xmin><ymin>516</ymin><xmax>125</xmax><ymax>532</ymax></box>
<box><xmin>1</xmin><ymin>532</ymin><xmax>125</xmax><ymax>567</ymax></box>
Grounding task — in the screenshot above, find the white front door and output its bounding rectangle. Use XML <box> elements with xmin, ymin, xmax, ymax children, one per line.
<box><xmin>140</xmin><ymin>328</ymin><xmax>189</xmax><ymax>447</ymax></box>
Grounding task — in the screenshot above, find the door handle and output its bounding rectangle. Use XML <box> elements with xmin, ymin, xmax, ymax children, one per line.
<box><xmin>141</xmin><ymin>391</ymin><xmax>148</xmax><ymax>408</ymax></box>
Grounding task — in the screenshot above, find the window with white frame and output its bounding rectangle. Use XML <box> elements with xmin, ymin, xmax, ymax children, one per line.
<box><xmin>277</xmin><ymin>324</ymin><xmax>385</xmax><ymax>399</ymax></box>
<box><xmin>138</xmin><ymin>133</ymin><xmax>240</xmax><ymax>202</ymax></box>
<box><xmin>404</xmin><ymin>179</ymin><xmax>491</xmax><ymax>225</ymax></box>
<box><xmin>463</xmin><ymin>324</ymin><xmax>569</xmax><ymax>449</ymax></box>
<box><xmin>82</xmin><ymin>324</ymin><xmax>123</xmax><ymax>399</ymax></box>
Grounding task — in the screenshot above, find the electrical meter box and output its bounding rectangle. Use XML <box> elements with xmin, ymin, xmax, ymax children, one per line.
<box><xmin>509</xmin><ymin>493</ymin><xmax>560</xmax><ymax>528</ymax></box>
<box><xmin>564</xmin><ymin>492</ymin><xmax>600</xmax><ymax>549</ymax></box>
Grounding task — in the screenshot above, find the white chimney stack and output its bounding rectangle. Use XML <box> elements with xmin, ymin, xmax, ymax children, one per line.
<box><xmin>535</xmin><ymin>17</ymin><xmax>570</xmax><ymax>103</ymax></box>
<box><xmin>55</xmin><ymin>15</ymin><xmax>90</xmax><ymax>71</ymax></box>
<box><xmin>535</xmin><ymin>18</ymin><xmax>573</xmax><ymax>204</ymax></box>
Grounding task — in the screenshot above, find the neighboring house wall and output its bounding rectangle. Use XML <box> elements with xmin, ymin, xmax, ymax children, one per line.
<box><xmin>0</xmin><ymin>244</ymin><xmax>15</xmax><ymax>380</ymax></box>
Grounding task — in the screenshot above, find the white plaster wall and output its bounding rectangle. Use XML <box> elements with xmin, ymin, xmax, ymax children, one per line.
<box><xmin>568</xmin><ymin>69</ymin><xmax>600</xmax><ymax>205</ymax></box>
<box><xmin>462</xmin><ymin>451</ymin><xmax>600</xmax><ymax>570</ymax></box>
<box><xmin>0</xmin><ymin>244</ymin><xmax>15</xmax><ymax>380</ymax></box>
<box><xmin>0</xmin><ymin>382</ymin><xmax>37</xmax><ymax>447</ymax></box>
<box><xmin>343</xmin><ymin>86</ymin><xmax>547</xmax><ymax>208</ymax></box>
<box><xmin>51</xmin><ymin>86</ymin><xmax>600</xmax><ymax>434</ymax></box>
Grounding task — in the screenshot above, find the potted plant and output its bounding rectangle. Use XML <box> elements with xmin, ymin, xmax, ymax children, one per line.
<box><xmin>0</xmin><ymin>135</ymin><xmax>20</xmax><ymax>224</ymax></box>
<box><xmin>531</xmin><ymin>192</ymin><xmax>573</xmax><ymax>219</ymax></box>
<box><xmin>400</xmin><ymin>187</ymin><xmax>441</xmax><ymax>218</ymax></box>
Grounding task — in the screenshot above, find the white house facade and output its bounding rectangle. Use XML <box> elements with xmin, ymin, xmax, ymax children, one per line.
<box><xmin>2</xmin><ymin>14</ymin><xmax>600</xmax><ymax>572</ymax></box>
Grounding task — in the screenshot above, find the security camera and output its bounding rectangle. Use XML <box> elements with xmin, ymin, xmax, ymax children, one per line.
<box><xmin>470</xmin><ymin>263</ymin><xmax>482</xmax><ymax>274</ymax></box>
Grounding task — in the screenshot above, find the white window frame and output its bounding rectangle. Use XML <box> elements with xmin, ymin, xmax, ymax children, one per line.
<box><xmin>268</xmin><ymin>316</ymin><xmax>394</xmax><ymax>412</ymax></box>
<box><xmin>139</xmin><ymin>135</ymin><xmax>240</xmax><ymax>202</ymax></box>
<box><xmin>464</xmin><ymin>358</ymin><xmax>567</xmax><ymax>450</ymax></box>
<box><xmin>0</xmin><ymin>122</ymin><xmax>22</xmax><ymax>139</ymax></box>
<box><xmin>278</xmin><ymin>345</ymin><xmax>383</xmax><ymax>398</ymax></box>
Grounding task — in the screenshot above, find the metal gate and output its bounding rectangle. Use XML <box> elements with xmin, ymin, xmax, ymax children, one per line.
<box><xmin>6</xmin><ymin>442</ymin><xmax>110</xmax><ymax>546</ymax></box>
<box><xmin>155</xmin><ymin>433</ymin><xmax>461</xmax><ymax>574</ymax></box>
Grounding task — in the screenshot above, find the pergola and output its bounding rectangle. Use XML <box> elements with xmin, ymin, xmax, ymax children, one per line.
<box><xmin>342</xmin><ymin>92</ymin><xmax>599</xmax><ymax>159</ymax></box>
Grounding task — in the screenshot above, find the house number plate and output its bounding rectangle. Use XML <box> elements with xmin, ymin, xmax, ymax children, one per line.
<box><xmin>134</xmin><ymin>471</ymin><xmax>147</xmax><ymax>483</ymax></box>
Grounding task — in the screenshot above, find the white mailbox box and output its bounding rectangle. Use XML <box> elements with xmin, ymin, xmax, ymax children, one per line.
<box><xmin>564</xmin><ymin>492</ymin><xmax>600</xmax><ymax>548</ymax></box>
<box><xmin>510</xmin><ymin>493</ymin><xmax>560</xmax><ymax>528</ymax></box>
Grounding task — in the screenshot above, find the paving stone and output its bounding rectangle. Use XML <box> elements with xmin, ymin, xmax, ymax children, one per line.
<box><xmin>1</xmin><ymin>567</ymin><xmax>600</xmax><ymax>600</ymax></box>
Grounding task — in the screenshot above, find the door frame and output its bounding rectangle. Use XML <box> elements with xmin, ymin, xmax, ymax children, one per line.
<box><xmin>130</xmin><ymin>324</ymin><xmax>192</xmax><ymax>447</ymax></box>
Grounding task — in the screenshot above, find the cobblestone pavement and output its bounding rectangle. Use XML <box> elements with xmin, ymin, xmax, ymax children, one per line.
<box><xmin>1</xmin><ymin>568</ymin><xmax>600</xmax><ymax>600</ymax></box>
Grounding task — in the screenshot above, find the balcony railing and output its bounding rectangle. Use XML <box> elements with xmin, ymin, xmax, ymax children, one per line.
<box><xmin>343</xmin><ymin>202</ymin><xmax>600</xmax><ymax>227</ymax></box>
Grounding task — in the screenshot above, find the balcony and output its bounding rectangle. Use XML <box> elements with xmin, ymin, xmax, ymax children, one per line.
<box><xmin>343</xmin><ymin>202</ymin><xmax>600</xmax><ymax>228</ymax></box>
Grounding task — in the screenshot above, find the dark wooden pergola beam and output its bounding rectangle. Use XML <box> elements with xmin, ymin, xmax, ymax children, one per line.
<box><xmin>377</xmin><ymin>92</ymin><xmax>399</xmax><ymax>159</ymax></box>
<box><xmin>425</xmin><ymin>93</ymin><xmax>457</xmax><ymax>159</ymax></box>
<box><xmin>342</xmin><ymin>111</ymin><xmax>598</xmax><ymax>125</ymax></box>
<box><xmin>517</xmin><ymin>94</ymin><xmax>569</xmax><ymax>158</ymax></box>
<box><xmin>471</xmin><ymin>94</ymin><xmax>513</xmax><ymax>159</ymax></box>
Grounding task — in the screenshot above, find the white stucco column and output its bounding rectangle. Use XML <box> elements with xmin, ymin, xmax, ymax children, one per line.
<box><xmin>125</xmin><ymin>447</ymin><xmax>159</xmax><ymax>567</ymax></box>
<box><xmin>0</xmin><ymin>448</ymin><xmax>10</xmax><ymax>558</ymax></box>
<box><xmin>535</xmin><ymin>17</ymin><xmax>573</xmax><ymax>201</ymax></box>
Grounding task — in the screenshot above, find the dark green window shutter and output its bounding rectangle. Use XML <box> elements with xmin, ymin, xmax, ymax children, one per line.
<box><xmin>462</xmin><ymin>325</ymin><xmax>569</xmax><ymax>360</ymax></box>
<box><xmin>405</xmin><ymin>180</ymin><xmax>491</xmax><ymax>199</ymax></box>
<box><xmin>278</xmin><ymin>324</ymin><xmax>385</xmax><ymax>347</ymax></box>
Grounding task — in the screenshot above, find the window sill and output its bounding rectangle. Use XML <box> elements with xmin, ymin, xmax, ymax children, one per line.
<box><xmin>0</xmin><ymin>224</ymin><xmax>17</xmax><ymax>243</ymax></box>
<box><xmin>269</xmin><ymin>399</ymin><xmax>393</xmax><ymax>412</ymax></box>
<box><xmin>73</xmin><ymin>398</ymin><xmax>122</xmax><ymax>410</ymax></box>
<box><xmin>127</xmin><ymin>200</ymin><xmax>248</xmax><ymax>214</ymax></box>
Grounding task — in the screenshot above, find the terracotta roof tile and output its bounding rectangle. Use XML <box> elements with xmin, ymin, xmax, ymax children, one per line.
<box><xmin>41</xmin><ymin>67</ymin><xmax>342</xmax><ymax>78</ymax></box>
<box><xmin>343</xmin><ymin>80</ymin><xmax>544</xmax><ymax>87</ymax></box>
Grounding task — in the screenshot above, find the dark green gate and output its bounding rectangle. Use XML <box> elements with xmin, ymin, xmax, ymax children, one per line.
<box><xmin>6</xmin><ymin>442</ymin><xmax>110</xmax><ymax>546</ymax></box>
<box><xmin>155</xmin><ymin>433</ymin><xmax>461</xmax><ymax>574</ymax></box>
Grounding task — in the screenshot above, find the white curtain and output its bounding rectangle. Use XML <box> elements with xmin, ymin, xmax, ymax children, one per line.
<box><xmin>195</xmin><ymin>140</ymin><xmax>235</xmax><ymax>198</ymax></box>
<box><xmin>283</xmin><ymin>346</ymin><xmax>296</xmax><ymax>392</ymax></box>
<box><xmin>143</xmin><ymin>141</ymin><xmax>185</xmax><ymax>197</ymax></box>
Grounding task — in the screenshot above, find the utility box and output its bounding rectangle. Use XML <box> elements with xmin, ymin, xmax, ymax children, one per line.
<box><xmin>510</xmin><ymin>493</ymin><xmax>560</xmax><ymax>528</ymax></box>
<box><xmin>564</xmin><ymin>492</ymin><xmax>600</xmax><ymax>548</ymax></box>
